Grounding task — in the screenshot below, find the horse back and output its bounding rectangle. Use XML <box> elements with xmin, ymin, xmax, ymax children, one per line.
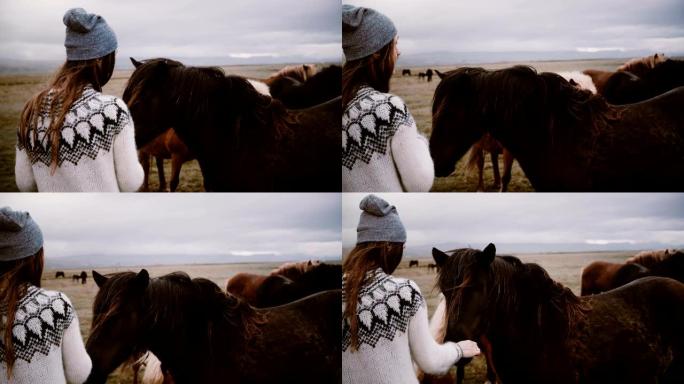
<box><xmin>576</xmin><ymin>277</ymin><xmax>684</xmax><ymax>382</ymax></box>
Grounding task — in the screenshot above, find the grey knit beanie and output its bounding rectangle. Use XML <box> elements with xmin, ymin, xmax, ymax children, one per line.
<box><xmin>0</xmin><ymin>207</ymin><xmax>43</xmax><ymax>262</ymax></box>
<box><xmin>357</xmin><ymin>194</ymin><xmax>406</xmax><ymax>244</ymax></box>
<box><xmin>342</xmin><ymin>4</ymin><xmax>397</xmax><ymax>61</ymax></box>
<box><xmin>63</xmin><ymin>8</ymin><xmax>117</xmax><ymax>61</ymax></box>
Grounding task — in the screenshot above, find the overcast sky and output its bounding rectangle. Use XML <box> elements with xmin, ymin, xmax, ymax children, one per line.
<box><xmin>343</xmin><ymin>193</ymin><xmax>684</xmax><ymax>254</ymax></box>
<box><xmin>344</xmin><ymin>0</ymin><xmax>684</xmax><ymax>61</ymax></box>
<box><xmin>0</xmin><ymin>0</ymin><xmax>341</xmax><ymax>64</ymax></box>
<box><xmin>2</xmin><ymin>194</ymin><xmax>341</xmax><ymax>265</ymax></box>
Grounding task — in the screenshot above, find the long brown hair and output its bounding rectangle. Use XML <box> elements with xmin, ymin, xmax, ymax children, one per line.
<box><xmin>342</xmin><ymin>38</ymin><xmax>397</xmax><ymax>108</ymax></box>
<box><xmin>343</xmin><ymin>241</ymin><xmax>404</xmax><ymax>351</ymax></box>
<box><xmin>0</xmin><ymin>248</ymin><xmax>45</xmax><ymax>378</ymax></box>
<box><xmin>18</xmin><ymin>52</ymin><xmax>116</xmax><ymax>173</ymax></box>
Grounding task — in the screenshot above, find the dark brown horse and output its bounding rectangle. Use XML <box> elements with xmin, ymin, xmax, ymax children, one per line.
<box><xmin>123</xmin><ymin>58</ymin><xmax>340</xmax><ymax>192</ymax></box>
<box><xmin>55</xmin><ymin>271</ymin><xmax>65</xmax><ymax>278</ymax></box>
<box><xmin>583</xmin><ymin>53</ymin><xmax>667</xmax><ymax>95</ymax></box>
<box><xmin>430</xmin><ymin>66</ymin><xmax>684</xmax><ymax>191</ymax></box>
<box><xmin>86</xmin><ymin>270</ymin><xmax>341</xmax><ymax>384</ymax></box>
<box><xmin>138</xmin><ymin>128</ymin><xmax>194</xmax><ymax>192</ymax></box>
<box><xmin>601</xmin><ymin>59</ymin><xmax>684</xmax><ymax>105</ymax></box>
<box><xmin>267</xmin><ymin>65</ymin><xmax>341</xmax><ymax>109</ymax></box>
<box><xmin>409</xmin><ymin>260</ymin><xmax>419</xmax><ymax>268</ymax></box>
<box><xmin>254</xmin><ymin>263</ymin><xmax>341</xmax><ymax>308</ymax></box>
<box><xmin>582</xmin><ymin>250</ymin><xmax>684</xmax><ymax>295</ymax></box>
<box><xmin>432</xmin><ymin>243</ymin><xmax>684</xmax><ymax>383</ymax></box>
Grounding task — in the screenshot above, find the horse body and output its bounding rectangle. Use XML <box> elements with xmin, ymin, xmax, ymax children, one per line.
<box><xmin>432</xmin><ymin>244</ymin><xmax>684</xmax><ymax>384</ymax></box>
<box><xmin>87</xmin><ymin>270</ymin><xmax>341</xmax><ymax>384</ymax></box>
<box><xmin>431</xmin><ymin>66</ymin><xmax>684</xmax><ymax>191</ymax></box>
<box><xmin>124</xmin><ymin>58</ymin><xmax>340</xmax><ymax>192</ymax></box>
<box><xmin>254</xmin><ymin>263</ymin><xmax>341</xmax><ymax>308</ymax></box>
<box><xmin>138</xmin><ymin>128</ymin><xmax>194</xmax><ymax>192</ymax></box>
<box><xmin>267</xmin><ymin>65</ymin><xmax>341</xmax><ymax>109</ymax></box>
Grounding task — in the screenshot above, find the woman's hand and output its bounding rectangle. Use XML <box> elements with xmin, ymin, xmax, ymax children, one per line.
<box><xmin>456</xmin><ymin>340</ymin><xmax>481</xmax><ymax>358</ymax></box>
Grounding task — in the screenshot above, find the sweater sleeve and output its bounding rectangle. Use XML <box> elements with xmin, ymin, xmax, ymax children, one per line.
<box><xmin>113</xmin><ymin>109</ymin><xmax>144</xmax><ymax>192</ymax></box>
<box><xmin>409</xmin><ymin>302</ymin><xmax>463</xmax><ymax>375</ymax></box>
<box><xmin>390</xmin><ymin>122</ymin><xmax>435</xmax><ymax>192</ymax></box>
<box><xmin>15</xmin><ymin>146</ymin><xmax>37</xmax><ymax>192</ymax></box>
<box><xmin>62</xmin><ymin>309</ymin><xmax>92</xmax><ymax>383</ymax></box>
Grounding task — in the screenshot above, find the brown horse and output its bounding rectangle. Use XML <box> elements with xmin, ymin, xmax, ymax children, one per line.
<box><xmin>467</xmin><ymin>134</ymin><xmax>514</xmax><ymax>192</ymax></box>
<box><xmin>433</xmin><ymin>244</ymin><xmax>684</xmax><ymax>383</ymax></box>
<box><xmin>123</xmin><ymin>58</ymin><xmax>340</xmax><ymax>192</ymax></box>
<box><xmin>581</xmin><ymin>249</ymin><xmax>684</xmax><ymax>295</ymax></box>
<box><xmin>86</xmin><ymin>270</ymin><xmax>341</xmax><ymax>384</ymax></box>
<box><xmin>430</xmin><ymin>66</ymin><xmax>684</xmax><ymax>191</ymax></box>
<box><xmin>263</xmin><ymin>64</ymin><xmax>317</xmax><ymax>86</ymax></box>
<box><xmin>583</xmin><ymin>53</ymin><xmax>667</xmax><ymax>94</ymax></box>
<box><xmin>138</xmin><ymin>128</ymin><xmax>194</xmax><ymax>192</ymax></box>
<box><xmin>225</xmin><ymin>260</ymin><xmax>321</xmax><ymax>305</ymax></box>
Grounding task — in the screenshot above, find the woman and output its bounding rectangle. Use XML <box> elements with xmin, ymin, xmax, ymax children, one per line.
<box><xmin>0</xmin><ymin>207</ymin><xmax>91</xmax><ymax>383</ymax></box>
<box><xmin>342</xmin><ymin>5</ymin><xmax>434</xmax><ymax>192</ymax></box>
<box><xmin>15</xmin><ymin>8</ymin><xmax>143</xmax><ymax>192</ymax></box>
<box><xmin>343</xmin><ymin>195</ymin><xmax>480</xmax><ymax>383</ymax></box>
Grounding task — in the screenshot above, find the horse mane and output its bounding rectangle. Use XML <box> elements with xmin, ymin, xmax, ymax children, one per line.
<box><xmin>147</xmin><ymin>272</ymin><xmax>263</xmax><ymax>346</ymax></box>
<box><xmin>626</xmin><ymin>249</ymin><xmax>679</xmax><ymax>269</ymax></box>
<box><xmin>271</xmin><ymin>260</ymin><xmax>321</xmax><ymax>280</ymax></box>
<box><xmin>263</xmin><ymin>64</ymin><xmax>317</xmax><ymax>86</ymax></box>
<box><xmin>438</xmin><ymin>249</ymin><xmax>587</xmax><ymax>342</ymax></box>
<box><xmin>617</xmin><ymin>53</ymin><xmax>667</xmax><ymax>76</ymax></box>
<box><xmin>124</xmin><ymin>58</ymin><xmax>294</xmax><ymax>148</ymax></box>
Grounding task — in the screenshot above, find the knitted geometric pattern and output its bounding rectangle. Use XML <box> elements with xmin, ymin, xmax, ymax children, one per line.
<box><xmin>17</xmin><ymin>87</ymin><xmax>130</xmax><ymax>167</ymax></box>
<box><xmin>342</xmin><ymin>269</ymin><xmax>423</xmax><ymax>351</ymax></box>
<box><xmin>0</xmin><ymin>286</ymin><xmax>74</xmax><ymax>363</ymax></box>
<box><xmin>342</xmin><ymin>86</ymin><xmax>414</xmax><ymax>170</ymax></box>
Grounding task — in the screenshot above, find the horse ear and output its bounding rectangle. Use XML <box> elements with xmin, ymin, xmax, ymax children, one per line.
<box><xmin>432</xmin><ymin>247</ymin><xmax>449</xmax><ymax>266</ymax></box>
<box><xmin>479</xmin><ymin>243</ymin><xmax>496</xmax><ymax>265</ymax></box>
<box><xmin>93</xmin><ymin>270</ymin><xmax>108</xmax><ymax>288</ymax></box>
<box><xmin>136</xmin><ymin>269</ymin><xmax>150</xmax><ymax>289</ymax></box>
<box><xmin>130</xmin><ymin>57</ymin><xmax>143</xmax><ymax>68</ymax></box>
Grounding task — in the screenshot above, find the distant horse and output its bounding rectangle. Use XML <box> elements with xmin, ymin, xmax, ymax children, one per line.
<box><xmin>138</xmin><ymin>128</ymin><xmax>194</xmax><ymax>192</ymax></box>
<box><xmin>72</xmin><ymin>274</ymin><xmax>80</xmax><ymax>283</ymax></box>
<box><xmin>466</xmin><ymin>134</ymin><xmax>514</xmax><ymax>192</ymax></box>
<box><xmin>55</xmin><ymin>271</ymin><xmax>65</xmax><ymax>279</ymax></box>
<box><xmin>581</xmin><ymin>249</ymin><xmax>684</xmax><ymax>295</ymax></box>
<box><xmin>123</xmin><ymin>58</ymin><xmax>340</xmax><ymax>192</ymax></box>
<box><xmin>86</xmin><ymin>270</ymin><xmax>341</xmax><ymax>384</ymax></box>
<box><xmin>263</xmin><ymin>64</ymin><xmax>317</xmax><ymax>86</ymax></box>
<box><xmin>432</xmin><ymin>243</ymin><xmax>684</xmax><ymax>383</ymax></box>
<box><xmin>583</xmin><ymin>53</ymin><xmax>667</xmax><ymax>94</ymax></box>
<box><xmin>254</xmin><ymin>263</ymin><xmax>342</xmax><ymax>308</ymax></box>
<box><xmin>80</xmin><ymin>271</ymin><xmax>87</xmax><ymax>284</ymax></box>
<box><xmin>427</xmin><ymin>263</ymin><xmax>437</xmax><ymax>272</ymax></box>
<box><xmin>402</xmin><ymin>69</ymin><xmax>412</xmax><ymax>76</ymax></box>
<box><xmin>430</xmin><ymin>66</ymin><xmax>684</xmax><ymax>191</ymax></box>
<box><xmin>409</xmin><ymin>260</ymin><xmax>419</xmax><ymax>268</ymax></box>
<box><xmin>601</xmin><ymin>59</ymin><xmax>684</xmax><ymax>105</ymax></box>
<box><xmin>418</xmin><ymin>72</ymin><xmax>426</xmax><ymax>79</ymax></box>
<box><xmin>225</xmin><ymin>260</ymin><xmax>321</xmax><ymax>305</ymax></box>
<box><xmin>267</xmin><ymin>65</ymin><xmax>341</xmax><ymax>109</ymax></box>
<box><xmin>426</xmin><ymin>69</ymin><xmax>434</xmax><ymax>82</ymax></box>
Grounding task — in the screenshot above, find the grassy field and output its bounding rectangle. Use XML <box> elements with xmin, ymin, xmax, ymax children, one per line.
<box><xmin>41</xmin><ymin>261</ymin><xmax>282</xmax><ymax>383</ymax></box>
<box><xmin>0</xmin><ymin>63</ymin><xmax>296</xmax><ymax>192</ymax></box>
<box><xmin>392</xmin><ymin>249</ymin><xmax>634</xmax><ymax>383</ymax></box>
<box><xmin>392</xmin><ymin>58</ymin><xmax>626</xmax><ymax>192</ymax></box>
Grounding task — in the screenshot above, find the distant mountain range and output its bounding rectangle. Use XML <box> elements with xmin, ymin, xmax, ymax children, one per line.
<box><xmin>45</xmin><ymin>253</ymin><xmax>341</xmax><ymax>270</ymax></box>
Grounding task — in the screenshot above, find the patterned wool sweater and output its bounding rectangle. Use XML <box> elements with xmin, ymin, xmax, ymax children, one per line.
<box><xmin>0</xmin><ymin>286</ymin><xmax>91</xmax><ymax>384</ymax></box>
<box><xmin>342</xmin><ymin>269</ymin><xmax>463</xmax><ymax>384</ymax></box>
<box><xmin>342</xmin><ymin>86</ymin><xmax>434</xmax><ymax>192</ymax></box>
<box><xmin>15</xmin><ymin>86</ymin><xmax>144</xmax><ymax>192</ymax></box>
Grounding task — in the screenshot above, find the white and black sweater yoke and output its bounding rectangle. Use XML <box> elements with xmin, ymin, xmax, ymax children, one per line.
<box><xmin>342</xmin><ymin>86</ymin><xmax>434</xmax><ymax>192</ymax></box>
<box><xmin>15</xmin><ymin>86</ymin><xmax>144</xmax><ymax>192</ymax></box>
<box><xmin>342</xmin><ymin>269</ymin><xmax>463</xmax><ymax>384</ymax></box>
<box><xmin>0</xmin><ymin>286</ymin><xmax>91</xmax><ymax>384</ymax></box>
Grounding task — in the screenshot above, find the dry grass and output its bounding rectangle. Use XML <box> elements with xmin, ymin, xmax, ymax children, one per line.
<box><xmin>41</xmin><ymin>262</ymin><xmax>282</xmax><ymax>383</ymax></box>
<box><xmin>393</xmin><ymin>250</ymin><xmax>633</xmax><ymax>383</ymax></box>
<box><xmin>0</xmin><ymin>63</ymin><xmax>302</xmax><ymax>192</ymax></box>
<box><xmin>391</xmin><ymin>59</ymin><xmax>625</xmax><ymax>192</ymax></box>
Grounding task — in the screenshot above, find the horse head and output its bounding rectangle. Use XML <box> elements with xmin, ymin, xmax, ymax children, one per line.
<box><xmin>86</xmin><ymin>270</ymin><xmax>150</xmax><ymax>384</ymax></box>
